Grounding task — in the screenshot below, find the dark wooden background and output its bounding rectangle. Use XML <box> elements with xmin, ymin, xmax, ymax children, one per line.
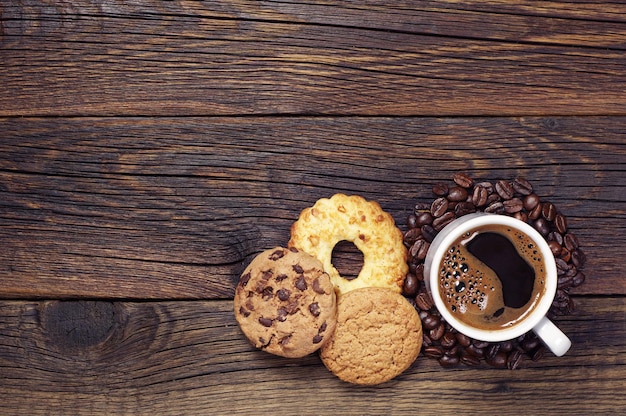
<box><xmin>1</xmin><ymin>1</ymin><xmax>625</xmax><ymax>415</ymax></box>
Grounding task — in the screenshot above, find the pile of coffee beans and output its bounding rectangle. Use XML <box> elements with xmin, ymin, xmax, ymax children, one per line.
<box><xmin>402</xmin><ymin>173</ymin><xmax>586</xmax><ymax>369</ymax></box>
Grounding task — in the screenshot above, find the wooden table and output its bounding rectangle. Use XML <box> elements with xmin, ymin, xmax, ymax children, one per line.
<box><xmin>1</xmin><ymin>1</ymin><xmax>625</xmax><ymax>414</ymax></box>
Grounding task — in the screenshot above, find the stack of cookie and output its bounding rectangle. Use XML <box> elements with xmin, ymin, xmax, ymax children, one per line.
<box><xmin>234</xmin><ymin>194</ymin><xmax>422</xmax><ymax>385</ymax></box>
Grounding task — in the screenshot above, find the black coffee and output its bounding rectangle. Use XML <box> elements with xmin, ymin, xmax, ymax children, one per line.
<box><xmin>438</xmin><ymin>224</ymin><xmax>546</xmax><ymax>331</ymax></box>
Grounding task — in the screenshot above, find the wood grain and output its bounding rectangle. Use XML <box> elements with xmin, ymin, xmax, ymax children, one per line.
<box><xmin>0</xmin><ymin>297</ymin><xmax>623</xmax><ymax>415</ymax></box>
<box><xmin>1</xmin><ymin>1</ymin><xmax>625</xmax><ymax>116</ymax></box>
<box><xmin>1</xmin><ymin>116</ymin><xmax>624</xmax><ymax>299</ymax></box>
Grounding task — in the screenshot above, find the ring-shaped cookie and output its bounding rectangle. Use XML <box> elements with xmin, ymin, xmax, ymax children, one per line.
<box><xmin>288</xmin><ymin>194</ymin><xmax>408</xmax><ymax>296</ymax></box>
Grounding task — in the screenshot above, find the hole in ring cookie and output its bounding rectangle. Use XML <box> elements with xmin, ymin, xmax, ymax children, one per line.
<box><xmin>331</xmin><ymin>241</ymin><xmax>364</xmax><ymax>281</ymax></box>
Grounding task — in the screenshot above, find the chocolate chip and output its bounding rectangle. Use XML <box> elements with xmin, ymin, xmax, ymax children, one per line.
<box><xmin>312</xmin><ymin>334</ymin><xmax>323</xmax><ymax>344</ymax></box>
<box><xmin>240</xmin><ymin>272</ymin><xmax>251</xmax><ymax>287</ymax></box>
<box><xmin>319</xmin><ymin>322</ymin><xmax>328</xmax><ymax>333</ymax></box>
<box><xmin>276</xmin><ymin>307</ymin><xmax>288</xmax><ymax>322</ymax></box>
<box><xmin>261</xmin><ymin>286</ymin><xmax>274</xmax><ymax>300</ymax></box>
<box><xmin>269</xmin><ymin>249</ymin><xmax>285</xmax><ymax>261</ymax></box>
<box><xmin>239</xmin><ymin>306</ymin><xmax>251</xmax><ymax>317</ymax></box>
<box><xmin>309</xmin><ymin>302</ymin><xmax>321</xmax><ymax>317</ymax></box>
<box><xmin>295</xmin><ymin>275</ymin><xmax>308</xmax><ymax>291</ymax></box>
<box><xmin>279</xmin><ymin>335</ymin><xmax>291</xmax><ymax>345</ymax></box>
<box><xmin>277</xmin><ymin>288</ymin><xmax>291</xmax><ymax>301</ymax></box>
<box><xmin>258</xmin><ymin>317</ymin><xmax>273</xmax><ymax>327</ymax></box>
<box><xmin>311</xmin><ymin>277</ymin><xmax>327</xmax><ymax>294</ymax></box>
<box><xmin>293</xmin><ymin>264</ymin><xmax>304</xmax><ymax>274</ymax></box>
<box><xmin>275</xmin><ymin>274</ymin><xmax>288</xmax><ymax>282</ymax></box>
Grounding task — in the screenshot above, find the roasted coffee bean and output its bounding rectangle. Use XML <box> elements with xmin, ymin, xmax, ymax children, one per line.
<box><xmin>473</xmin><ymin>341</ymin><xmax>490</xmax><ymax>349</ymax></box>
<box><xmin>523</xmin><ymin>193</ymin><xmax>541</xmax><ymax>211</ymax></box>
<box><xmin>410</xmin><ymin>239</ymin><xmax>430</xmax><ymax>260</ymax></box>
<box><xmin>521</xmin><ymin>337</ymin><xmax>540</xmax><ymax>352</ymax></box>
<box><xmin>484</xmin><ymin>201</ymin><xmax>504</xmax><ymax>214</ymax></box>
<box><xmin>564</xmin><ymin>233</ymin><xmax>580</xmax><ymax>251</ymax></box>
<box><xmin>455</xmin><ymin>332</ymin><xmax>472</xmax><ymax>347</ymax></box>
<box><xmin>461</xmin><ymin>353</ymin><xmax>481</xmax><ymax>366</ymax></box>
<box><xmin>415</xmin><ymin>211</ymin><xmax>434</xmax><ymax>227</ymax></box>
<box><xmin>422</xmin><ymin>314</ymin><xmax>441</xmax><ymax>330</ymax></box>
<box><xmin>414</xmin><ymin>202</ymin><xmax>431</xmax><ymax>212</ymax></box>
<box><xmin>548</xmin><ymin>231</ymin><xmax>564</xmax><ymax>246</ymax></box>
<box><xmin>513</xmin><ymin>211</ymin><xmax>529</xmax><ymax>223</ymax></box>
<box><xmin>533</xmin><ymin>218</ymin><xmax>550</xmax><ymax>236</ymax></box>
<box><xmin>548</xmin><ymin>240</ymin><xmax>562</xmax><ymax>257</ymax></box>
<box><xmin>466</xmin><ymin>344</ymin><xmax>485</xmax><ymax>358</ymax></box>
<box><xmin>433</xmin><ymin>211</ymin><xmax>456</xmax><ymax>230</ymax></box>
<box><xmin>440</xmin><ymin>342</ymin><xmax>457</xmax><ymax>357</ymax></box>
<box><xmin>430</xmin><ymin>322</ymin><xmax>445</xmax><ymax>341</ymax></box>
<box><xmin>485</xmin><ymin>192</ymin><xmax>501</xmax><ymax>205</ymax></box>
<box><xmin>507</xmin><ymin>350</ymin><xmax>524</xmax><ymax>370</ymax></box>
<box><xmin>472</xmin><ymin>185</ymin><xmax>489</xmax><ymax>207</ymax></box>
<box><xmin>566</xmin><ymin>264</ymin><xmax>578</xmax><ymax>277</ymax></box>
<box><xmin>503</xmin><ymin>197</ymin><xmax>524</xmax><ymax>213</ymax></box>
<box><xmin>486</xmin><ymin>343</ymin><xmax>500</xmax><ymax>360</ymax></box>
<box><xmin>572</xmin><ymin>271</ymin><xmax>586</xmax><ymax>287</ymax></box>
<box><xmin>453</xmin><ymin>172</ymin><xmax>474</xmax><ymax>188</ymax></box>
<box><xmin>528</xmin><ymin>202</ymin><xmax>543</xmax><ymax>220</ymax></box>
<box><xmin>447</xmin><ymin>186</ymin><xmax>469</xmax><ymax>202</ymax></box>
<box><xmin>403</xmin><ymin>273</ymin><xmax>419</xmax><ymax>297</ymax></box>
<box><xmin>414</xmin><ymin>263</ymin><xmax>425</xmax><ymax>281</ymax></box>
<box><xmin>567</xmin><ymin>297</ymin><xmax>576</xmax><ymax>314</ymax></box>
<box><xmin>554</xmin><ymin>213</ymin><xmax>568</xmax><ymax>234</ymax></box>
<box><xmin>542</xmin><ymin>202</ymin><xmax>557</xmax><ymax>221</ymax></box>
<box><xmin>421</xmin><ymin>224</ymin><xmax>438</xmax><ymax>243</ymax></box>
<box><xmin>571</xmin><ymin>249</ymin><xmax>586</xmax><ymax>268</ymax></box>
<box><xmin>557</xmin><ymin>274</ymin><xmax>574</xmax><ymax>289</ymax></box>
<box><xmin>495</xmin><ymin>180</ymin><xmax>515</xmax><ymax>200</ymax></box>
<box><xmin>455</xmin><ymin>201</ymin><xmax>476</xmax><ymax>216</ymax></box>
<box><xmin>559</xmin><ymin>247</ymin><xmax>571</xmax><ymax>262</ymax></box>
<box><xmin>406</xmin><ymin>213</ymin><xmax>418</xmax><ymax>229</ymax></box>
<box><xmin>422</xmin><ymin>333</ymin><xmax>433</xmax><ymax>347</ymax></box>
<box><xmin>440</xmin><ymin>332</ymin><xmax>457</xmax><ymax>349</ymax></box>
<box><xmin>432</xmin><ymin>182</ymin><xmax>449</xmax><ymax>196</ymax></box>
<box><xmin>431</xmin><ymin>197</ymin><xmax>449</xmax><ymax>217</ymax></box>
<box><xmin>499</xmin><ymin>340</ymin><xmax>513</xmax><ymax>352</ymax></box>
<box><xmin>530</xmin><ymin>345</ymin><xmax>547</xmax><ymax>361</ymax></box>
<box><xmin>415</xmin><ymin>291</ymin><xmax>434</xmax><ymax>311</ymax></box>
<box><xmin>475</xmin><ymin>181</ymin><xmax>494</xmax><ymax>194</ymax></box>
<box><xmin>512</xmin><ymin>177</ymin><xmax>533</xmax><ymax>195</ymax></box>
<box><xmin>555</xmin><ymin>258</ymin><xmax>569</xmax><ymax>274</ymax></box>
<box><xmin>403</xmin><ymin>227</ymin><xmax>423</xmax><ymax>247</ymax></box>
<box><xmin>439</xmin><ymin>354</ymin><xmax>460</xmax><ymax>367</ymax></box>
<box><xmin>424</xmin><ymin>345</ymin><xmax>444</xmax><ymax>359</ymax></box>
<box><xmin>486</xmin><ymin>351</ymin><xmax>508</xmax><ymax>368</ymax></box>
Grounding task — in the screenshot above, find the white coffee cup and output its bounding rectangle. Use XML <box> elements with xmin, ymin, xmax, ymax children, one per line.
<box><xmin>423</xmin><ymin>212</ymin><xmax>571</xmax><ymax>357</ymax></box>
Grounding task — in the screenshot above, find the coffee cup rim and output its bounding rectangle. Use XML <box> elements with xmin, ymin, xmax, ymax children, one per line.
<box><xmin>424</xmin><ymin>212</ymin><xmax>558</xmax><ymax>342</ymax></box>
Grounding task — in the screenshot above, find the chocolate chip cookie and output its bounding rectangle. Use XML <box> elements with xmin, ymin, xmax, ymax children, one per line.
<box><xmin>234</xmin><ymin>246</ymin><xmax>337</xmax><ymax>358</ymax></box>
<box><xmin>320</xmin><ymin>287</ymin><xmax>422</xmax><ymax>385</ymax></box>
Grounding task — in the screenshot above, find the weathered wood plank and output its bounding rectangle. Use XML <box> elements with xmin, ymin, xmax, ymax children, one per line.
<box><xmin>1</xmin><ymin>1</ymin><xmax>625</xmax><ymax>116</ymax></box>
<box><xmin>0</xmin><ymin>116</ymin><xmax>624</xmax><ymax>298</ymax></box>
<box><xmin>0</xmin><ymin>297</ymin><xmax>623</xmax><ymax>415</ymax></box>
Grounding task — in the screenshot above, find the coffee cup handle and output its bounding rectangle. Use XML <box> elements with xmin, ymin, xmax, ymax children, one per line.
<box><xmin>532</xmin><ymin>316</ymin><xmax>571</xmax><ymax>357</ymax></box>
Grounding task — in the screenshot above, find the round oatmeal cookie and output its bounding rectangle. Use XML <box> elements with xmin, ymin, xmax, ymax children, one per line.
<box><xmin>288</xmin><ymin>194</ymin><xmax>408</xmax><ymax>296</ymax></box>
<box><xmin>234</xmin><ymin>246</ymin><xmax>337</xmax><ymax>358</ymax></box>
<box><xmin>320</xmin><ymin>287</ymin><xmax>422</xmax><ymax>385</ymax></box>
